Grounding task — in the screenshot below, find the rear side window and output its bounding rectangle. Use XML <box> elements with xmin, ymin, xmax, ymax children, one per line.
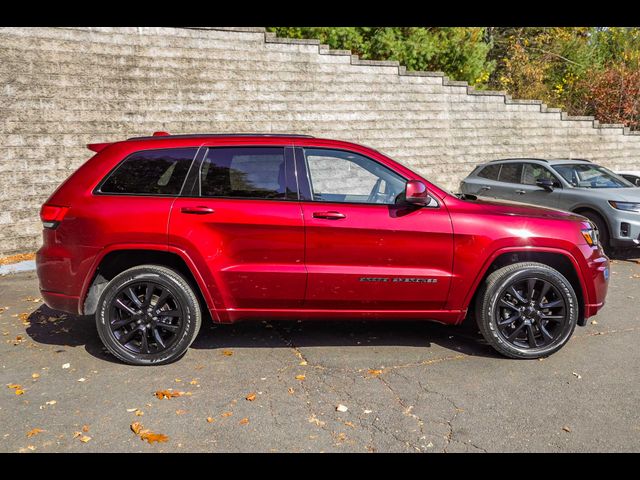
<box><xmin>498</xmin><ymin>163</ymin><xmax>523</xmax><ymax>183</ymax></box>
<box><xmin>100</xmin><ymin>148</ymin><xmax>197</xmax><ymax>195</ymax></box>
<box><xmin>200</xmin><ymin>147</ymin><xmax>287</xmax><ymax>199</ymax></box>
<box><xmin>477</xmin><ymin>164</ymin><xmax>501</xmax><ymax>180</ymax></box>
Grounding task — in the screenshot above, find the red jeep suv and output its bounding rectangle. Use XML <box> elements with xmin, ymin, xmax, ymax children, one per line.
<box><xmin>36</xmin><ymin>133</ymin><xmax>610</xmax><ymax>365</ymax></box>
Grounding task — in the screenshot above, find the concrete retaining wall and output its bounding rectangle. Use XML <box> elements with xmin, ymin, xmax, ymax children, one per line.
<box><xmin>1</xmin><ymin>26</ymin><xmax>639</xmax><ymax>256</ymax></box>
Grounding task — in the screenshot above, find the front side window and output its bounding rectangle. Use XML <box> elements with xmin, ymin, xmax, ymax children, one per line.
<box><xmin>498</xmin><ymin>163</ymin><xmax>523</xmax><ymax>184</ymax></box>
<box><xmin>303</xmin><ymin>148</ymin><xmax>406</xmax><ymax>205</ymax></box>
<box><xmin>200</xmin><ymin>147</ymin><xmax>287</xmax><ymax>199</ymax></box>
<box><xmin>552</xmin><ymin>163</ymin><xmax>633</xmax><ymax>189</ymax></box>
<box><xmin>100</xmin><ymin>148</ymin><xmax>197</xmax><ymax>195</ymax></box>
<box><xmin>522</xmin><ymin>163</ymin><xmax>559</xmax><ymax>186</ymax></box>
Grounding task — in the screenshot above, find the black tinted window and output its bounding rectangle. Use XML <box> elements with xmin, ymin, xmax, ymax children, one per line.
<box><xmin>498</xmin><ymin>163</ymin><xmax>523</xmax><ymax>183</ymax></box>
<box><xmin>477</xmin><ymin>164</ymin><xmax>501</xmax><ymax>180</ymax></box>
<box><xmin>200</xmin><ymin>147</ymin><xmax>286</xmax><ymax>199</ymax></box>
<box><xmin>100</xmin><ymin>148</ymin><xmax>196</xmax><ymax>195</ymax></box>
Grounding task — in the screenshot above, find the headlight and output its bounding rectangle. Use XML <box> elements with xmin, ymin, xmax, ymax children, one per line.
<box><xmin>581</xmin><ymin>224</ymin><xmax>599</xmax><ymax>247</ymax></box>
<box><xmin>609</xmin><ymin>201</ymin><xmax>640</xmax><ymax>213</ymax></box>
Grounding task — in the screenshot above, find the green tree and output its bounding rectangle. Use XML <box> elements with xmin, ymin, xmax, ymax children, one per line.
<box><xmin>267</xmin><ymin>27</ymin><xmax>496</xmax><ymax>86</ymax></box>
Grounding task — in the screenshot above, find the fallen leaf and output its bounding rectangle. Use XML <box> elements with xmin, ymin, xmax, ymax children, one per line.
<box><xmin>299</xmin><ymin>361</ymin><xmax>308</xmax><ymax>366</ymax></box>
<box><xmin>7</xmin><ymin>383</ymin><xmax>21</xmax><ymax>389</ymax></box>
<box><xmin>245</xmin><ymin>393</ymin><xmax>256</xmax><ymax>401</ymax></box>
<box><xmin>15</xmin><ymin>389</ymin><xmax>24</xmax><ymax>395</ymax></box>
<box><xmin>206</xmin><ymin>417</ymin><xmax>215</xmax><ymax>423</ymax></box>
<box><xmin>45</xmin><ymin>400</ymin><xmax>56</xmax><ymax>406</ymax></box>
<box><xmin>368</xmin><ymin>369</ymin><xmax>384</xmax><ymax>377</ymax></box>
<box><xmin>175</xmin><ymin>378</ymin><xmax>182</xmax><ymax>383</ymax></box>
<box><xmin>175</xmin><ymin>409</ymin><xmax>187</xmax><ymax>415</ymax></box>
<box><xmin>189</xmin><ymin>379</ymin><xmax>198</xmax><ymax>385</ymax></box>
<box><xmin>287</xmin><ymin>387</ymin><xmax>295</xmax><ymax>395</ymax></box>
<box><xmin>82</xmin><ymin>425</ymin><xmax>89</xmax><ymax>433</ymax></box>
<box><xmin>221</xmin><ymin>350</ymin><xmax>233</xmax><ymax>356</ymax></box>
<box><xmin>126</xmin><ymin>408</ymin><xmax>138</xmax><ymax>412</ymax></box>
<box><xmin>77</xmin><ymin>378</ymin><xmax>86</xmax><ymax>383</ymax></box>
<box><xmin>239</xmin><ymin>417</ymin><xmax>249</xmax><ymax>425</ymax></box>
<box><xmin>336</xmin><ymin>432</ymin><xmax>347</xmax><ymax>442</ymax></box>
<box><xmin>31</xmin><ymin>373</ymin><xmax>40</xmax><ymax>379</ymax></box>
<box><xmin>79</xmin><ymin>435</ymin><xmax>91</xmax><ymax>443</ymax></box>
<box><xmin>295</xmin><ymin>375</ymin><xmax>306</xmax><ymax>381</ymax></box>
<box><xmin>26</xmin><ymin>428</ymin><xmax>44</xmax><ymax>438</ymax></box>
<box><xmin>308</xmin><ymin>414</ymin><xmax>325</xmax><ymax>427</ymax></box>
<box><xmin>135</xmin><ymin>409</ymin><xmax>144</xmax><ymax>417</ymax></box>
<box><xmin>130</xmin><ymin>422</ymin><xmax>168</xmax><ymax>443</ymax></box>
<box><xmin>572</xmin><ymin>372</ymin><xmax>582</xmax><ymax>379</ymax></box>
<box><xmin>591</xmin><ymin>320</ymin><xmax>598</xmax><ymax>325</ymax></box>
<box><xmin>336</xmin><ymin>404</ymin><xmax>348</xmax><ymax>413</ymax></box>
<box><xmin>154</xmin><ymin>389</ymin><xmax>184</xmax><ymax>400</ymax></box>
<box><xmin>62</xmin><ymin>363</ymin><xmax>70</xmax><ymax>369</ymax></box>
<box><xmin>221</xmin><ymin>412</ymin><xmax>233</xmax><ymax>418</ymax></box>
<box><xmin>140</xmin><ymin>432</ymin><xmax>168</xmax><ymax>444</ymax></box>
<box><xmin>562</xmin><ymin>426</ymin><xmax>572</xmax><ymax>433</ymax></box>
<box><xmin>130</xmin><ymin>422</ymin><xmax>144</xmax><ymax>435</ymax></box>
<box><xmin>363</xmin><ymin>409</ymin><xmax>372</xmax><ymax>414</ymax></box>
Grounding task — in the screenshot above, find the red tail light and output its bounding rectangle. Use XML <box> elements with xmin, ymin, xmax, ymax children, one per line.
<box><xmin>40</xmin><ymin>204</ymin><xmax>69</xmax><ymax>229</ymax></box>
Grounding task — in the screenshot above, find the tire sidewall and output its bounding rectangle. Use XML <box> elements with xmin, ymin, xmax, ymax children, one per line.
<box><xmin>96</xmin><ymin>269</ymin><xmax>199</xmax><ymax>366</ymax></box>
<box><xmin>482</xmin><ymin>266</ymin><xmax>577</xmax><ymax>359</ymax></box>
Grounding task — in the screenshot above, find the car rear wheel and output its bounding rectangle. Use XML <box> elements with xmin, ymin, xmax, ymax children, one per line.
<box><xmin>475</xmin><ymin>262</ymin><xmax>578</xmax><ymax>359</ymax></box>
<box><xmin>95</xmin><ymin>265</ymin><xmax>201</xmax><ymax>366</ymax></box>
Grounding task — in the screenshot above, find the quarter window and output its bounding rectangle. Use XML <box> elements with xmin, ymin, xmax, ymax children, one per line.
<box><xmin>303</xmin><ymin>148</ymin><xmax>406</xmax><ymax>205</ymax></box>
<box><xmin>498</xmin><ymin>163</ymin><xmax>523</xmax><ymax>184</ymax></box>
<box><xmin>200</xmin><ymin>147</ymin><xmax>287</xmax><ymax>199</ymax></box>
<box><xmin>477</xmin><ymin>164</ymin><xmax>501</xmax><ymax>180</ymax></box>
<box><xmin>100</xmin><ymin>148</ymin><xmax>197</xmax><ymax>195</ymax></box>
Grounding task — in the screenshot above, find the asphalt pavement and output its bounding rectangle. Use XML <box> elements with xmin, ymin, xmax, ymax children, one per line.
<box><xmin>1</xmin><ymin>255</ymin><xmax>639</xmax><ymax>452</ymax></box>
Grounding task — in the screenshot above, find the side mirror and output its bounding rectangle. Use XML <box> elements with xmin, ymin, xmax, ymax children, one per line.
<box><xmin>536</xmin><ymin>178</ymin><xmax>555</xmax><ymax>192</ymax></box>
<box><xmin>405</xmin><ymin>180</ymin><xmax>429</xmax><ymax>206</ymax></box>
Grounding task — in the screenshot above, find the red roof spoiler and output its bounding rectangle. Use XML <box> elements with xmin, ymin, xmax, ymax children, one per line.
<box><xmin>87</xmin><ymin>143</ymin><xmax>112</xmax><ymax>153</ymax></box>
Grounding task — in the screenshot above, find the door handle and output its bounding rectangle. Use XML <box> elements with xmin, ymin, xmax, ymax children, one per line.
<box><xmin>480</xmin><ymin>186</ymin><xmax>491</xmax><ymax>191</ymax></box>
<box><xmin>515</xmin><ymin>189</ymin><xmax>526</xmax><ymax>195</ymax></box>
<box><xmin>313</xmin><ymin>211</ymin><xmax>346</xmax><ymax>220</ymax></box>
<box><xmin>181</xmin><ymin>206</ymin><xmax>215</xmax><ymax>215</ymax></box>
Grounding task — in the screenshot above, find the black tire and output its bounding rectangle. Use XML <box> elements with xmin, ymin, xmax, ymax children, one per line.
<box><xmin>475</xmin><ymin>262</ymin><xmax>578</xmax><ymax>359</ymax></box>
<box><xmin>96</xmin><ymin>265</ymin><xmax>201</xmax><ymax>366</ymax></box>
<box><xmin>580</xmin><ymin>211</ymin><xmax>610</xmax><ymax>254</ymax></box>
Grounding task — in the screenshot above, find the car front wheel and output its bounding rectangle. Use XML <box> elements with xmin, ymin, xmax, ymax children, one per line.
<box><xmin>475</xmin><ymin>262</ymin><xmax>578</xmax><ymax>359</ymax></box>
<box><xmin>95</xmin><ymin>265</ymin><xmax>202</xmax><ymax>366</ymax></box>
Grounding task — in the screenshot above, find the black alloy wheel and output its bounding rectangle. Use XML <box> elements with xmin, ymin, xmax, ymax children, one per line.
<box><xmin>96</xmin><ymin>265</ymin><xmax>201</xmax><ymax>365</ymax></box>
<box><xmin>476</xmin><ymin>262</ymin><xmax>578</xmax><ymax>359</ymax></box>
<box><xmin>494</xmin><ymin>277</ymin><xmax>567</xmax><ymax>349</ymax></box>
<box><xmin>109</xmin><ymin>281</ymin><xmax>183</xmax><ymax>354</ymax></box>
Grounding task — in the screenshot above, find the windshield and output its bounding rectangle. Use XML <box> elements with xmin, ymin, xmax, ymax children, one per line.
<box><xmin>552</xmin><ymin>163</ymin><xmax>633</xmax><ymax>188</ymax></box>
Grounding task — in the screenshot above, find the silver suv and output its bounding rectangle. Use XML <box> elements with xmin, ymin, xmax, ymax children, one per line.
<box><xmin>460</xmin><ymin>158</ymin><xmax>640</xmax><ymax>252</ymax></box>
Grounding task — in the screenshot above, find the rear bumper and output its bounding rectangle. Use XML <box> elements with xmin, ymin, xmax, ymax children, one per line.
<box><xmin>36</xmin><ymin>237</ymin><xmax>100</xmax><ymax>315</ymax></box>
<box><xmin>40</xmin><ymin>290</ymin><xmax>81</xmax><ymax>315</ymax></box>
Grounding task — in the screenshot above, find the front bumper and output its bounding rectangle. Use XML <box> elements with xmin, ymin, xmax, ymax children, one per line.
<box><xmin>608</xmin><ymin>209</ymin><xmax>640</xmax><ymax>247</ymax></box>
<box><xmin>577</xmin><ymin>244</ymin><xmax>609</xmax><ymax>321</ymax></box>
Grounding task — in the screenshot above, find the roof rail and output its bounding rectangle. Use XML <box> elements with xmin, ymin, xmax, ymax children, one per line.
<box><xmin>488</xmin><ymin>158</ymin><xmax>549</xmax><ymax>163</ymax></box>
<box><xmin>127</xmin><ymin>133</ymin><xmax>315</xmax><ymax>141</ymax></box>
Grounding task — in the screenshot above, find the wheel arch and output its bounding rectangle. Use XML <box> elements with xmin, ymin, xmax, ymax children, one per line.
<box><xmin>571</xmin><ymin>206</ymin><xmax>611</xmax><ymax>239</ymax></box>
<box><xmin>81</xmin><ymin>245</ymin><xmax>220</xmax><ymax>322</ymax></box>
<box><xmin>463</xmin><ymin>248</ymin><xmax>587</xmax><ymax>327</ymax></box>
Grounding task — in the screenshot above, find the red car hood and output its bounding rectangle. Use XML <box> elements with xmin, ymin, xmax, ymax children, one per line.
<box><xmin>459</xmin><ymin>196</ymin><xmax>587</xmax><ymax>223</ymax></box>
